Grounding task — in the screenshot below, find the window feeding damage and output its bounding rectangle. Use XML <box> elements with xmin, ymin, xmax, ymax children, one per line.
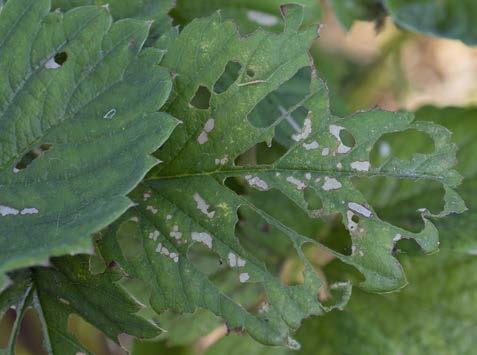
<box><xmin>303</xmin><ymin>140</ymin><xmax>319</xmax><ymax>150</ymax></box>
<box><xmin>350</xmin><ymin>161</ymin><xmax>370</xmax><ymax>172</ymax></box>
<box><xmin>292</xmin><ymin>116</ymin><xmax>312</xmax><ymax>142</ymax></box>
<box><xmin>322</xmin><ymin>177</ymin><xmax>342</xmax><ymax>191</ymax></box>
<box><xmin>239</xmin><ymin>272</ymin><xmax>250</xmax><ymax>283</ymax></box>
<box><xmin>286</xmin><ymin>176</ymin><xmax>306</xmax><ymax>190</ymax></box>
<box><xmin>348</xmin><ymin>202</ymin><xmax>372</xmax><ymax>218</ymax></box>
<box><xmin>329</xmin><ymin>124</ymin><xmax>352</xmax><ymax>154</ymax></box>
<box><xmin>245</xmin><ymin>175</ymin><xmax>269</xmax><ymax>191</ymax></box>
<box><xmin>191</xmin><ymin>232</ymin><xmax>213</xmax><ymax>248</ymax></box>
<box><xmin>197</xmin><ymin>118</ymin><xmax>215</xmax><ymax>144</ymax></box>
<box><xmin>246</xmin><ymin>10</ymin><xmax>279</xmax><ymax>26</ymax></box>
<box><xmin>193</xmin><ymin>193</ymin><xmax>215</xmax><ymax>218</ymax></box>
<box><xmin>0</xmin><ymin>205</ymin><xmax>39</xmax><ymax>216</ymax></box>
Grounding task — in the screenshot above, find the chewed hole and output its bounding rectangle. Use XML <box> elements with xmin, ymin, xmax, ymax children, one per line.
<box><xmin>339</xmin><ymin>128</ymin><xmax>356</xmax><ymax>149</ymax></box>
<box><xmin>214</xmin><ymin>61</ymin><xmax>242</xmax><ymax>94</ymax></box>
<box><xmin>44</xmin><ymin>52</ymin><xmax>67</xmax><ymax>69</ymax></box>
<box><xmin>190</xmin><ymin>85</ymin><xmax>211</xmax><ymax>109</ymax></box>
<box><xmin>352</xmin><ymin>176</ymin><xmax>444</xmax><ymax>232</ymax></box>
<box><xmin>304</xmin><ymin>187</ymin><xmax>323</xmax><ymax>211</ymax></box>
<box><xmin>246</xmin><ymin>69</ymin><xmax>255</xmax><ymax>77</ymax></box>
<box><xmin>370</xmin><ymin>129</ymin><xmax>435</xmax><ymax>166</ymax></box>
<box><xmin>54</xmin><ymin>52</ymin><xmax>68</xmax><ymax>65</ymax></box>
<box><xmin>67</xmin><ymin>314</ymin><xmax>110</xmax><ymax>354</ymax></box>
<box><xmin>0</xmin><ymin>308</ymin><xmax>15</xmax><ymax>348</ymax></box>
<box><xmin>394</xmin><ymin>238</ymin><xmax>426</xmax><ymax>256</ymax></box>
<box><xmin>247</xmin><ymin>67</ymin><xmax>311</xmax><ymax>147</ymax></box>
<box><xmin>319</xmin><ymin>217</ymin><xmax>353</xmax><ymax>256</ymax></box>
<box><xmin>14</xmin><ymin>144</ymin><xmax>52</xmax><ymax>172</ymax></box>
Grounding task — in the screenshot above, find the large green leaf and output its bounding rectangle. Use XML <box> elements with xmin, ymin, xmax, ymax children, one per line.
<box><xmin>0</xmin><ymin>0</ymin><xmax>176</xmax><ymax>287</ymax></box>
<box><xmin>0</xmin><ymin>255</ymin><xmax>159</xmax><ymax>354</ymax></box>
<box><xmin>171</xmin><ymin>0</ymin><xmax>321</xmax><ymax>33</ymax></box>
<box><xmin>51</xmin><ymin>0</ymin><xmax>175</xmax><ymax>41</ymax></box>
<box><xmin>384</xmin><ymin>0</ymin><xmax>477</xmax><ymax>45</ymax></box>
<box><xmin>97</xmin><ymin>4</ymin><xmax>463</xmax><ymax>347</ymax></box>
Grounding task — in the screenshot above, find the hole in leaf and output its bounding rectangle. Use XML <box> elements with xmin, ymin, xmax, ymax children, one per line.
<box><xmin>247</xmin><ymin>67</ymin><xmax>311</xmax><ymax>132</ymax></box>
<box><xmin>338</xmin><ymin>128</ymin><xmax>355</xmax><ymax>149</ymax></box>
<box><xmin>190</xmin><ymin>85</ymin><xmax>211</xmax><ymax>109</ymax></box>
<box><xmin>14</xmin><ymin>144</ymin><xmax>52</xmax><ymax>171</ymax></box>
<box><xmin>188</xmin><ymin>241</ymin><xmax>225</xmax><ymax>276</ymax></box>
<box><xmin>224</xmin><ymin>176</ymin><xmax>247</xmax><ymax>195</ymax></box>
<box><xmin>304</xmin><ymin>187</ymin><xmax>323</xmax><ymax>212</ymax></box>
<box><xmin>319</xmin><ymin>216</ymin><xmax>353</xmax><ymax>257</ymax></box>
<box><xmin>237</xmin><ymin>204</ymin><xmax>294</xmax><ymax>277</ymax></box>
<box><xmin>246</xmin><ymin>69</ymin><xmax>255</xmax><ymax>77</ymax></box>
<box><xmin>214</xmin><ymin>61</ymin><xmax>242</xmax><ymax>94</ymax></box>
<box><xmin>394</xmin><ymin>238</ymin><xmax>426</xmax><ymax>256</ymax></box>
<box><xmin>234</xmin><ymin>142</ymin><xmax>288</xmax><ymax>167</ymax></box>
<box><xmin>370</xmin><ymin>129</ymin><xmax>435</xmax><ymax>166</ymax></box>
<box><xmin>353</xmin><ymin>176</ymin><xmax>444</xmax><ymax>232</ymax></box>
<box><xmin>0</xmin><ymin>308</ymin><xmax>15</xmax><ymax>348</ymax></box>
<box><xmin>45</xmin><ymin>52</ymin><xmax>68</xmax><ymax>69</ymax></box>
<box><xmin>67</xmin><ymin>314</ymin><xmax>110</xmax><ymax>354</ymax></box>
<box><xmin>54</xmin><ymin>52</ymin><xmax>68</xmax><ymax>65</ymax></box>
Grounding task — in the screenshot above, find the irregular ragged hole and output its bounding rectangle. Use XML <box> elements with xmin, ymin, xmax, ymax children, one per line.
<box><xmin>247</xmin><ymin>67</ymin><xmax>311</xmax><ymax>130</ymax></box>
<box><xmin>7</xmin><ymin>308</ymin><xmax>46</xmax><ymax>355</ymax></box>
<box><xmin>321</xmin><ymin>257</ymin><xmax>365</xmax><ymax>291</ymax></box>
<box><xmin>319</xmin><ymin>217</ymin><xmax>353</xmax><ymax>257</ymax></box>
<box><xmin>67</xmin><ymin>313</ymin><xmax>108</xmax><ymax>354</ymax></box>
<box><xmin>370</xmin><ymin>129</ymin><xmax>435</xmax><ymax>166</ymax></box>
<box><xmin>188</xmin><ymin>241</ymin><xmax>226</xmax><ymax>276</ymax></box>
<box><xmin>237</xmin><ymin>203</ymin><xmax>306</xmax><ymax>287</ymax></box>
<box><xmin>237</xmin><ymin>204</ymin><xmax>294</xmax><ymax>276</ymax></box>
<box><xmin>54</xmin><ymin>52</ymin><xmax>68</xmax><ymax>65</ymax></box>
<box><xmin>257</xmin><ymin>142</ymin><xmax>288</xmax><ymax>164</ymax></box>
<box><xmin>45</xmin><ymin>52</ymin><xmax>68</xmax><ymax>69</ymax></box>
<box><xmin>338</xmin><ymin>127</ymin><xmax>355</xmax><ymax>149</ymax></box>
<box><xmin>214</xmin><ymin>61</ymin><xmax>242</xmax><ymax>94</ymax></box>
<box><xmin>224</xmin><ymin>176</ymin><xmax>247</xmax><ymax>195</ymax></box>
<box><xmin>246</xmin><ymin>69</ymin><xmax>255</xmax><ymax>77</ymax></box>
<box><xmin>304</xmin><ymin>187</ymin><xmax>323</xmax><ymax>212</ymax></box>
<box><xmin>15</xmin><ymin>144</ymin><xmax>52</xmax><ymax>171</ymax></box>
<box><xmin>353</xmin><ymin>176</ymin><xmax>444</xmax><ymax>232</ymax></box>
<box><xmin>0</xmin><ymin>308</ymin><xmax>15</xmax><ymax>348</ymax></box>
<box><xmin>190</xmin><ymin>85</ymin><xmax>211</xmax><ymax>109</ymax></box>
<box><xmin>394</xmin><ymin>238</ymin><xmax>426</xmax><ymax>256</ymax></box>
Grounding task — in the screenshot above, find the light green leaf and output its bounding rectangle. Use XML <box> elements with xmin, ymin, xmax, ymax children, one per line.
<box><xmin>98</xmin><ymin>5</ymin><xmax>462</xmax><ymax>347</ymax></box>
<box><xmin>0</xmin><ymin>255</ymin><xmax>159</xmax><ymax>355</ymax></box>
<box><xmin>384</xmin><ymin>0</ymin><xmax>477</xmax><ymax>45</ymax></box>
<box><xmin>171</xmin><ymin>0</ymin><xmax>321</xmax><ymax>33</ymax></box>
<box><xmin>0</xmin><ymin>0</ymin><xmax>176</xmax><ymax>287</ymax></box>
<box><xmin>51</xmin><ymin>0</ymin><xmax>175</xmax><ymax>42</ymax></box>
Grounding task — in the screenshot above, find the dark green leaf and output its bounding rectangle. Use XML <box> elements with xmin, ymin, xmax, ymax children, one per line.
<box><xmin>0</xmin><ymin>0</ymin><xmax>176</xmax><ymax>286</ymax></box>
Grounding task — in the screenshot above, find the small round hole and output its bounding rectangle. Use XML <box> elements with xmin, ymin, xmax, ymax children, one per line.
<box><xmin>54</xmin><ymin>52</ymin><xmax>68</xmax><ymax>66</ymax></box>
